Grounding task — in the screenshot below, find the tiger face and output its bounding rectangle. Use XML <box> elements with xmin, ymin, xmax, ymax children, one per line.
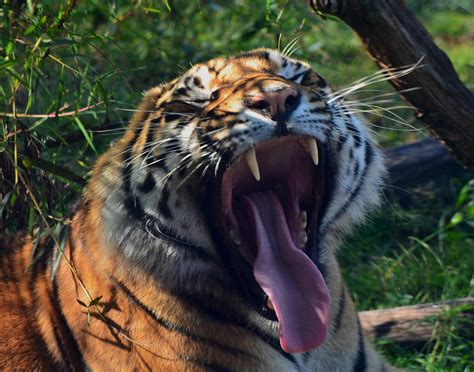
<box><xmin>91</xmin><ymin>48</ymin><xmax>385</xmax><ymax>355</ymax></box>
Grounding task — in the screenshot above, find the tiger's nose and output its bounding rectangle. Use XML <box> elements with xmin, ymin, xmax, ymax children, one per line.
<box><xmin>247</xmin><ymin>87</ymin><xmax>301</xmax><ymax>124</ymax></box>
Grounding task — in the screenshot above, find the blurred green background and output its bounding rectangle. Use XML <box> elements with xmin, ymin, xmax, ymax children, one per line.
<box><xmin>1</xmin><ymin>1</ymin><xmax>473</xmax><ymax>369</ymax></box>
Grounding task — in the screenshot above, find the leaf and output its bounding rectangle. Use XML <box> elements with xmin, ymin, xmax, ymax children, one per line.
<box><xmin>31</xmin><ymin>226</ymin><xmax>49</xmax><ymax>259</ymax></box>
<box><xmin>74</xmin><ymin>117</ymin><xmax>98</xmax><ymax>154</ymax></box>
<box><xmin>455</xmin><ymin>183</ymin><xmax>470</xmax><ymax>209</ymax></box>
<box><xmin>444</xmin><ymin>231</ymin><xmax>470</xmax><ymax>242</ymax></box>
<box><xmin>90</xmin><ymin>295</ymin><xmax>103</xmax><ymax>307</ymax></box>
<box><xmin>77</xmin><ymin>299</ymin><xmax>87</xmax><ymax>307</ymax></box>
<box><xmin>26</xmin><ymin>236</ymin><xmax>54</xmax><ymax>272</ymax></box>
<box><xmin>163</xmin><ymin>0</ymin><xmax>172</xmax><ymax>11</ymax></box>
<box><xmin>143</xmin><ymin>7</ymin><xmax>161</xmax><ymax>14</ymax></box>
<box><xmin>20</xmin><ymin>155</ymin><xmax>86</xmax><ymax>186</ymax></box>
<box><xmin>0</xmin><ymin>60</ymin><xmax>18</xmax><ymax>70</ymax></box>
<box><xmin>24</xmin><ymin>24</ymin><xmax>37</xmax><ymax>36</ymax></box>
<box><xmin>465</xmin><ymin>201</ymin><xmax>474</xmax><ymax>219</ymax></box>
<box><xmin>43</xmin><ymin>39</ymin><xmax>76</xmax><ymax>46</ymax></box>
<box><xmin>6</xmin><ymin>41</ymin><xmax>14</xmax><ymax>55</ymax></box>
<box><xmin>0</xmin><ymin>190</ymin><xmax>13</xmax><ymax>216</ymax></box>
<box><xmin>449</xmin><ymin>212</ymin><xmax>464</xmax><ymax>226</ymax></box>
<box><xmin>51</xmin><ymin>224</ymin><xmax>68</xmax><ymax>279</ymax></box>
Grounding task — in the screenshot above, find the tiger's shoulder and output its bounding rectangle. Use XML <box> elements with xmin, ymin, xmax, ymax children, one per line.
<box><xmin>0</xmin><ymin>235</ymin><xmax>72</xmax><ymax>370</ymax></box>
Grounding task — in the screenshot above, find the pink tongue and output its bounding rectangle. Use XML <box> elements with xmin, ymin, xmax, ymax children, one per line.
<box><xmin>239</xmin><ymin>191</ymin><xmax>330</xmax><ymax>353</ymax></box>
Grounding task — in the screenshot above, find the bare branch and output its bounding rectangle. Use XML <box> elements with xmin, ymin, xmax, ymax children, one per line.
<box><xmin>359</xmin><ymin>297</ymin><xmax>474</xmax><ymax>344</ymax></box>
<box><xmin>309</xmin><ymin>0</ymin><xmax>474</xmax><ymax>170</ymax></box>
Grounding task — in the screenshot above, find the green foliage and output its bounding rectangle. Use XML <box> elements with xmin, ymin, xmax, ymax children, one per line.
<box><xmin>341</xmin><ymin>179</ymin><xmax>474</xmax><ymax>369</ymax></box>
<box><xmin>0</xmin><ymin>1</ymin><xmax>472</xmax><ymax>369</ymax></box>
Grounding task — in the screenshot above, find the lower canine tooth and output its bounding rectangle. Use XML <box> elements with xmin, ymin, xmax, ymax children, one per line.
<box><xmin>299</xmin><ymin>232</ymin><xmax>308</xmax><ymax>248</ymax></box>
<box><xmin>229</xmin><ymin>229</ymin><xmax>241</xmax><ymax>245</ymax></box>
<box><xmin>267</xmin><ymin>298</ymin><xmax>274</xmax><ymax>311</ymax></box>
<box><xmin>245</xmin><ymin>147</ymin><xmax>261</xmax><ymax>181</ymax></box>
<box><xmin>299</xmin><ymin>211</ymin><xmax>307</xmax><ymax>228</ymax></box>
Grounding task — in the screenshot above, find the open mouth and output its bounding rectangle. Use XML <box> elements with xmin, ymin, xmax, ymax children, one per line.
<box><xmin>208</xmin><ymin>135</ymin><xmax>331</xmax><ymax>353</ymax></box>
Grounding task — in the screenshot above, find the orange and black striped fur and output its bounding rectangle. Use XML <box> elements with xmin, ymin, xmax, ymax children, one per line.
<box><xmin>0</xmin><ymin>49</ymin><xmax>398</xmax><ymax>370</ymax></box>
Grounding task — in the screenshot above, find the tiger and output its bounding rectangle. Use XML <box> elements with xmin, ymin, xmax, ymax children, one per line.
<box><xmin>0</xmin><ymin>48</ymin><xmax>397</xmax><ymax>371</ymax></box>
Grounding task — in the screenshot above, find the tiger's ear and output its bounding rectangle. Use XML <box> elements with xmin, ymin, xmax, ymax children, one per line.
<box><xmin>142</xmin><ymin>79</ymin><xmax>178</xmax><ymax>107</ymax></box>
<box><xmin>129</xmin><ymin>80</ymin><xmax>177</xmax><ymax>125</ymax></box>
<box><xmin>298</xmin><ymin>70</ymin><xmax>328</xmax><ymax>91</ymax></box>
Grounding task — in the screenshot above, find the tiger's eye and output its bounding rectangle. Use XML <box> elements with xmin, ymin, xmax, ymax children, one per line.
<box><xmin>210</xmin><ymin>90</ymin><xmax>220</xmax><ymax>102</ymax></box>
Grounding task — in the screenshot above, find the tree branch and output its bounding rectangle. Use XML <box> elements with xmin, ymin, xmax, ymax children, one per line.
<box><xmin>385</xmin><ymin>138</ymin><xmax>464</xmax><ymax>187</ymax></box>
<box><xmin>309</xmin><ymin>0</ymin><xmax>474</xmax><ymax>170</ymax></box>
<box><xmin>359</xmin><ymin>297</ymin><xmax>474</xmax><ymax>344</ymax></box>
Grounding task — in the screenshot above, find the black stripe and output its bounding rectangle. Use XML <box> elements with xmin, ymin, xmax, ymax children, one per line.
<box><xmin>163</xmin><ymin>113</ymin><xmax>181</xmax><ymax>122</ymax></box>
<box><xmin>321</xmin><ymin>141</ymin><xmax>373</xmax><ymax>235</ymax></box>
<box><xmin>123</xmin><ymin>193</ymin><xmax>145</xmax><ymax>220</ymax></box>
<box><xmin>309</xmin><ymin>95</ymin><xmax>324</xmax><ymax>103</ymax></box>
<box><xmin>249</xmin><ymin>328</ymin><xmax>298</xmax><ymax>365</ymax></box>
<box><xmin>346</xmin><ymin>119</ymin><xmax>362</xmax><ymax>148</ymax></box>
<box><xmin>333</xmin><ymin>282</ymin><xmax>347</xmax><ymax>333</ymax></box>
<box><xmin>288</xmin><ymin>70</ymin><xmax>307</xmax><ymax>82</ymax></box>
<box><xmin>52</xmin><ymin>258</ymin><xmax>87</xmax><ymax>371</ymax></box>
<box><xmin>182</xmin><ymin>356</ymin><xmax>234</xmax><ymax>372</ymax></box>
<box><xmin>316</xmin><ymin>73</ymin><xmax>327</xmax><ymax>88</ymax></box>
<box><xmin>353</xmin><ymin>318</ymin><xmax>366</xmax><ymax>372</ymax></box>
<box><xmin>184</xmin><ymin>76</ymin><xmax>191</xmax><ymax>89</ymax></box>
<box><xmin>169</xmin><ymin>287</ymin><xmax>247</xmax><ymax>327</ymax></box>
<box><xmin>193</xmin><ymin>76</ymin><xmax>204</xmax><ymax>89</ymax></box>
<box><xmin>122</xmin><ymin>126</ymin><xmax>147</xmax><ymax>220</ymax></box>
<box><xmin>310</xmin><ymin>107</ymin><xmax>328</xmax><ymax>114</ymax></box>
<box><xmin>336</xmin><ymin>133</ymin><xmax>348</xmax><ymax>153</ymax></box>
<box><xmin>353</xmin><ymin>161</ymin><xmax>360</xmax><ymax>177</ymax></box>
<box><xmin>146</xmin><ymin>219</ymin><xmax>217</xmax><ymax>262</ymax></box>
<box><xmin>175</xmin><ymin>87</ymin><xmax>188</xmax><ymax>96</ymax></box>
<box><xmin>145</xmin><ymin>117</ymin><xmax>169</xmax><ymax>170</ymax></box>
<box><xmin>238</xmin><ymin>50</ymin><xmax>269</xmax><ymax>60</ymax></box>
<box><xmin>302</xmin><ymin>350</ymin><xmax>312</xmax><ymax>364</ymax></box>
<box><xmin>147</xmin><ymin>151</ymin><xmax>168</xmax><ymax>170</ymax></box>
<box><xmin>157</xmin><ymin>187</ymin><xmax>172</xmax><ymax>219</ymax></box>
<box><xmin>137</xmin><ymin>172</ymin><xmax>156</xmax><ymax>193</ymax></box>
<box><xmin>113</xmin><ymin>279</ymin><xmax>254</xmax><ymax>360</ymax></box>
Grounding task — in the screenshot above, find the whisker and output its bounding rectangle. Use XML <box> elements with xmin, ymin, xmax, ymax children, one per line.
<box><xmin>328</xmin><ymin>59</ymin><xmax>423</xmax><ymax>104</ymax></box>
<box><xmin>282</xmin><ymin>36</ymin><xmax>301</xmax><ymax>57</ymax></box>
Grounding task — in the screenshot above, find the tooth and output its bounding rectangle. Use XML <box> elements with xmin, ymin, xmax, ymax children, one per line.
<box><xmin>229</xmin><ymin>229</ymin><xmax>241</xmax><ymax>245</ymax></box>
<box><xmin>299</xmin><ymin>211</ymin><xmax>307</xmax><ymax>229</ymax></box>
<box><xmin>304</xmin><ymin>137</ymin><xmax>319</xmax><ymax>166</ymax></box>
<box><xmin>299</xmin><ymin>231</ymin><xmax>308</xmax><ymax>248</ymax></box>
<box><xmin>245</xmin><ymin>147</ymin><xmax>261</xmax><ymax>181</ymax></box>
<box><xmin>267</xmin><ymin>298</ymin><xmax>274</xmax><ymax>311</ymax></box>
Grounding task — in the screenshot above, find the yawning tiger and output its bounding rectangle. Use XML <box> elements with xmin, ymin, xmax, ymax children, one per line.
<box><xmin>0</xmin><ymin>49</ymin><xmax>397</xmax><ymax>371</ymax></box>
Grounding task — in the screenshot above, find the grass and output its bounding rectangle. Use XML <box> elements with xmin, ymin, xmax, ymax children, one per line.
<box><xmin>1</xmin><ymin>1</ymin><xmax>473</xmax><ymax>369</ymax></box>
<box><xmin>340</xmin><ymin>179</ymin><xmax>474</xmax><ymax>369</ymax></box>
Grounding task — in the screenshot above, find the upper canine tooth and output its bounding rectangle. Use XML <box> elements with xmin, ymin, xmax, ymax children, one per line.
<box><xmin>245</xmin><ymin>147</ymin><xmax>261</xmax><ymax>181</ymax></box>
<box><xmin>304</xmin><ymin>138</ymin><xmax>319</xmax><ymax>166</ymax></box>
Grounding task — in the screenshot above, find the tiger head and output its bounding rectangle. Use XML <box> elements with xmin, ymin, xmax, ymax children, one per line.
<box><xmin>87</xmin><ymin>49</ymin><xmax>386</xmax><ymax>354</ymax></box>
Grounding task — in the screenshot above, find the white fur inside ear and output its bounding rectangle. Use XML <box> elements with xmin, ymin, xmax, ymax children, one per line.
<box><xmin>196</xmin><ymin>66</ymin><xmax>212</xmax><ymax>90</ymax></box>
<box><xmin>267</xmin><ymin>49</ymin><xmax>311</xmax><ymax>81</ymax></box>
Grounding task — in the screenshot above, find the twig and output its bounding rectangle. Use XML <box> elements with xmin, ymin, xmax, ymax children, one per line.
<box><xmin>1</xmin><ymin>101</ymin><xmax>104</xmax><ymax>120</ymax></box>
